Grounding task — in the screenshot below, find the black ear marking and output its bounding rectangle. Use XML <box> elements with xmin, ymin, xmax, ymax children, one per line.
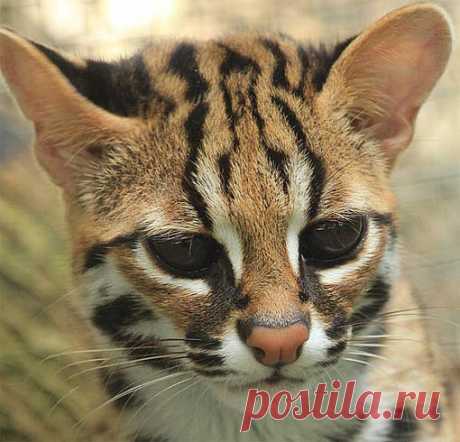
<box><xmin>30</xmin><ymin>41</ymin><xmax>155</xmax><ymax>117</ymax></box>
<box><xmin>311</xmin><ymin>36</ymin><xmax>356</xmax><ymax>92</ymax></box>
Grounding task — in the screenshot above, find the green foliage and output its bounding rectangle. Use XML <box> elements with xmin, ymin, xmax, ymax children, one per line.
<box><xmin>0</xmin><ymin>153</ymin><xmax>124</xmax><ymax>442</ymax></box>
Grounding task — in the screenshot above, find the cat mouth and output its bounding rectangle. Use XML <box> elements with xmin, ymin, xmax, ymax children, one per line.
<box><xmin>228</xmin><ymin>370</ymin><xmax>305</xmax><ymax>391</ymax></box>
<box><xmin>263</xmin><ymin>370</ymin><xmax>294</xmax><ymax>385</ymax></box>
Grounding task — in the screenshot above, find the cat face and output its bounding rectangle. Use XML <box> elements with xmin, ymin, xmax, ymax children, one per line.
<box><xmin>0</xmin><ymin>4</ymin><xmax>452</xmax><ymax>403</ymax></box>
<box><xmin>77</xmin><ymin>42</ymin><xmax>395</xmax><ymax>392</ymax></box>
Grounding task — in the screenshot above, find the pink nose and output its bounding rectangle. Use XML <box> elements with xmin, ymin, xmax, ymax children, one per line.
<box><xmin>246</xmin><ymin>323</ymin><xmax>309</xmax><ymax>367</ymax></box>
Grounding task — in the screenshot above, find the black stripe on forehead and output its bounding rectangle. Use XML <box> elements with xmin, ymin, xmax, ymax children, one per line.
<box><xmin>223</xmin><ymin>54</ymin><xmax>291</xmax><ymax>196</ymax></box>
<box><xmin>220</xmin><ymin>45</ymin><xmax>260</xmax><ymax>76</ymax></box>
<box><xmin>183</xmin><ymin>102</ymin><xmax>213</xmax><ymax>229</ymax></box>
<box><xmin>264</xmin><ymin>146</ymin><xmax>289</xmax><ymax>194</ymax></box>
<box><xmin>168</xmin><ymin>44</ymin><xmax>212</xmax><ymax>228</ymax></box>
<box><xmin>218</xmin><ymin>45</ymin><xmax>261</xmax><ymax>192</ymax></box>
<box><xmin>218</xmin><ymin>45</ymin><xmax>290</xmax><ymax>197</ymax></box>
<box><xmin>32</xmin><ymin>42</ymin><xmax>158</xmax><ymax>117</ymax></box>
<box><xmin>294</xmin><ymin>46</ymin><xmax>310</xmax><ymax>97</ymax></box>
<box><xmin>168</xmin><ymin>43</ymin><xmax>209</xmax><ymax>102</ymax></box>
<box><xmin>218</xmin><ymin>153</ymin><xmax>232</xmax><ymax>196</ymax></box>
<box><xmin>271</xmin><ymin>95</ymin><xmax>325</xmax><ymax>219</ymax></box>
<box><xmin>262</xmin><ymin>38</ymin><xmax>290</xmax><ymax>90</ymax></box>
<box><xmin>219</xmin><ymin>45</ymin><xmax>260</xmax><ymax>127</ymax></box>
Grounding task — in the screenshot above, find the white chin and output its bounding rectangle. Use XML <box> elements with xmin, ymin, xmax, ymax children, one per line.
<box><xmin>206</xmin><ymin>381</ymin><xmax>250</xmax><ymax>410</ymax></box>
<box><xmin>206</xmin><ymin>377</ymin><xmax>307</xmax><ymax>410</ymax></box>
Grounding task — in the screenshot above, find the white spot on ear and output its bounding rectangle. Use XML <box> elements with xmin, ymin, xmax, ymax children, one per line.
<box><xmin>135</xmin><ymin>243</ymin><xmax>210</xmax><ymax>295</ymax></box>
<box><xmin>213</xmin><ymin>222</ymin><xmax>243</xmax><ymax>282</ymax></box>
<box><xmin>318</xmin><ymin>219</ymin><xmax>381</xmax><ymax>286</ymax></box>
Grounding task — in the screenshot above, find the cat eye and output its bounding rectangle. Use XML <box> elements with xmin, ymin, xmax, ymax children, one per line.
<box><xmin>145</xmin><ymin>234</ymin><xmax>221</xmax><ymax>278</ymax></box>
<box><xmin>299</xmin><ymin>215</ymin><xmax>367</xmax><ymax>266</ymax></box>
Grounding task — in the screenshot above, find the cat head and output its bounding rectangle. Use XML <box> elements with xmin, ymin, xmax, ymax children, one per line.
<box><xmin>0</xmin><ymin>3</ymin><xmax>452</xmax><ymax>402</ymax></box>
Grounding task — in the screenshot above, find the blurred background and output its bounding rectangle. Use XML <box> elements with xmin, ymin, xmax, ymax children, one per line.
<box><xmin>0</xmin><ymin>1</ymin><xmax>458</xmax><ymax>441</ymax></box>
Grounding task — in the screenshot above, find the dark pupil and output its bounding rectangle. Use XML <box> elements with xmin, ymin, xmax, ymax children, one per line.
<box><xmin>147</xmin><ymin>235</ymin><xmax>216</xmax><ymax>275</ymax></box>
<box><xmin>300</xmin><ymin>216</ymin><xmax>365</xmax><ymax>263</ymax></box>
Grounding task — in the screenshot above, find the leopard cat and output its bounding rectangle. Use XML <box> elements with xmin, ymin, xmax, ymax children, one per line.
<box><xmin>0</xmin><ymin>3</ymin><xmax>456</xmax><ymax>441</ymax></box>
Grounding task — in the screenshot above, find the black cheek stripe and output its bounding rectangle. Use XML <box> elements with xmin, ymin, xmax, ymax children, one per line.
<box><xmin>188</xmin><ymin>352</ymin><xmax>225</xmax><ymax>368</ymax></box>
<box><xmin>327</xmin><ymin>340</ymin><xmax>347</xmax><ymax>357</ymax></box>
<box><xmin>91</xmin><ymin>293</ymin><xmax>154</xmax><ymax>338</ymax></box>
<box><xmin>349</xmin><ymin>276</ymin><xmax>391</xmax><ymax>333</ymax></box>
<box><xmin>185</xmin><ymin>330</ymin><xmax>222</xmax><ymax>350</ymax></box>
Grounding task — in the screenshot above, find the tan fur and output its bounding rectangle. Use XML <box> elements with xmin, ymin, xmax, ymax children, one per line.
<box><xmin>0</xmin><ymin>3</ymin><xmax>456</xmax><ymax>441</ymax></box>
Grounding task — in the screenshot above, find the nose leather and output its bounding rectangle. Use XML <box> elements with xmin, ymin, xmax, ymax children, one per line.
<box><xmin>246</xmin><ymin>322</ymin><xmax>309</xmax><ymax>366</ymax></box>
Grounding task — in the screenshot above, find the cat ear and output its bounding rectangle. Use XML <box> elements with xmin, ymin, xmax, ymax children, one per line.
<box><xmin>0</xmin><ymin>28</ymin><xmax>138</xmax><ymax>189</ymax></box>
<box><xmin>320</xmin><ymin>3</ymin><xmax>453</xmax><ymax>168</ymax></box>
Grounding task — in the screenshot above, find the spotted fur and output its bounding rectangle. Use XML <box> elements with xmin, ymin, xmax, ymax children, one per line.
<box><xmin>0</xmin><ymin>3</ymin><xmax>455</xmax><ymax>442</ymax></box>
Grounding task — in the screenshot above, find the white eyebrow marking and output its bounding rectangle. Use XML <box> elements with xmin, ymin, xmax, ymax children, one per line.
<box><xmin>212</xmin><ymin>221</ymin><xmax>244</xmax><ymax>282</ymax></box>
<box><xmin>318</xmin><ymin>219</ymin><xmax>381</xmax><ymax>286</ymax></box>
<box><xmin>285</xmin><ymin>153</ymin><xmax>314</xmax><ymax>276</ymax></box>
<box><xmin>286</xmin><ymin>211</ymin><xmax>305</xmax><ymax>276</ymax></box>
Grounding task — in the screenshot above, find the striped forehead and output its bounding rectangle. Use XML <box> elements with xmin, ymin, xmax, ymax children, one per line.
<box><xmin>135</xmin><ymin>37</ymin><xmax>352</xmax><ymax>273</ymax></box>
<box><xmin>72</xmin><ymin>35</ymin><xmax>381</xmax><ymax>264</ymax></box>
<box><xmin>47</xmin><ymin>34</ymin><xmax>360</xmax><ymax>226</ymax></box>
<box><xmin>153</xmin><ymin>38</ymin><xmax>331</xmax><ymax>219</ymax></box>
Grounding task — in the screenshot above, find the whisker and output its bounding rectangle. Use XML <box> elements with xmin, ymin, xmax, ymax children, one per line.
<box><xmin>67</xmin><ymin>354</ymin><xmax>188</xmax><ymax>380</ymax></box>
<box><xmin>378</xmin><ymin>306</ymin><xmax>460</xmax><ymax>317</ymax></box>
<box><xmin>342</xmin><ymin>357</ymin><xmax>375</xmax><ymax>368</ymax></box>
<box><xmin>374</xmin><ymin>314</ymin><xmax>460</xmax><ymax>328</ymax></box>
<box><xmin>47</xmin><ymin>386</ymin><xmax>80</xmax><ymax>417</ymax></box>
<box><xmin>348</xmin><ymin>343</ymin><xmax>389</xmax><ymax>348</ymax></box>
<box><xmin>134</xmin><ymin>377</ymin><xmax>201</xmax><ymax>441</ymax></box>
<box><xmin>131</xmin><ymin>375</ymin><xmax>197</xmax><ymax>424</ymax></box>
<box><xmin>75</xmin><ymin>370</ymin><xmax>191</xmax><ymax>432</ymax></box>
<box><xmin>350</xmin><ymin>336</ymin><xmax>423</xmax><ymax>344</ymax></box>
<box><xmin>43</xmin><ymin>341</ymin><xmax>193</xmax><ymax>362</ymax></box>
<box><xmin>57</xmin><ymin>357</ymin><xmax>111</xmax><ymax>373</ymax></box>
<box><xmin>160</xmin><ymin>377</ymin><xmax>201</xmax><ymax>407</ymax></box>
<box><xmin>346</xmin><ymin>350</ymin><xmax>388</xmax><ymax>361</ymax></box>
